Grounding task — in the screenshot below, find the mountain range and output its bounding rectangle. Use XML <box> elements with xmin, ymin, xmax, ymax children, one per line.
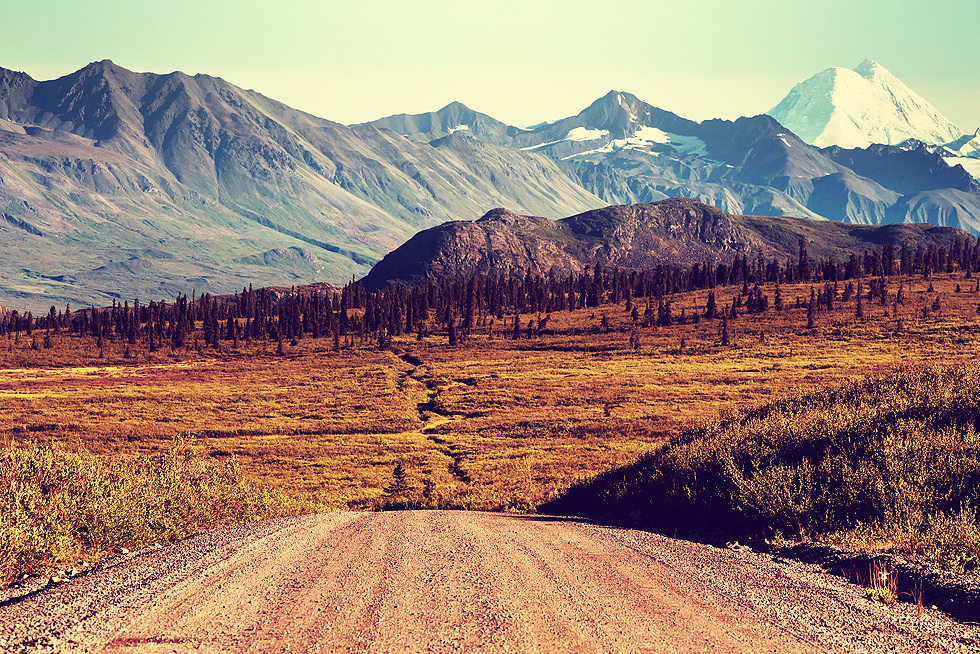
<box><xmin>369</xmin><ymin>82</ymin><xmax>980</xmax><ymax>234</ymax></box>
<box><xmin>0</xmin><ymin>61</ymin><xmax>601</xmax><ymax>310</ymax></box>
<box><xmin>0</xmin><ymin>59</ymin><xmax>977</xmax><ymax>310</ymax></box>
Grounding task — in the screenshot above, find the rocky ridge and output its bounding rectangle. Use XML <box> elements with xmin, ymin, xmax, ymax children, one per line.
<box><xmin>362</xmin><ymin>197</ymin><xmax>970</xmax><ymax>290</ymax></box>
<box><xmin>0</xmin><ymin>61</ymin><xmax>602</xmax><ymax>310</ymax></box>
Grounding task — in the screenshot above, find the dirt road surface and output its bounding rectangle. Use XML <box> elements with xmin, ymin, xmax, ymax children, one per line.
<box><xmin>2</xmin><ymin>511</ymin><xmax>977</xmax><ymax>653</ymax></box>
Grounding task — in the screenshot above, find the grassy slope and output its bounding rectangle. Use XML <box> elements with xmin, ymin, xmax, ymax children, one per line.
<box><xmin>545</xmin><ymin>364</ymin><xmax>980</xmax><ymax>573</ymax></box>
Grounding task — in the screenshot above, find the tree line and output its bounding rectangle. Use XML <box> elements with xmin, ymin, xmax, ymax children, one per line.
<box><xmin>3</xmin><ymin>235</ymin><xmax>977</xmax><ymax>351</ymax></box>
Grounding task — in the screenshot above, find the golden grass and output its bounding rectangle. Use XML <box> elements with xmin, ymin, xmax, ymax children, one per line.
<box><xmin>0</xmin><ymin>444</ymin><xmax>294</xmax><ymax>587</ymax></box>
<box><xmin>2</xmin><ymin>274</ymin><xmax>978</xmax><ymax>514</ymax></box>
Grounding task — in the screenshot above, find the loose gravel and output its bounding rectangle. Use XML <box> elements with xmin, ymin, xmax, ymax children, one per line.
<box><xmin>0</xmin><ymin>511</ymin><xmax>977</xmax><ymax>653</ymax></box>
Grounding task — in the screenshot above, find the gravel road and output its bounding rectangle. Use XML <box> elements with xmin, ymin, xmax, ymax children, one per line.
<box><xmin>2</xmin><ymin>511</ymin><xmax>978</xmax><ymax>653</ymax></box>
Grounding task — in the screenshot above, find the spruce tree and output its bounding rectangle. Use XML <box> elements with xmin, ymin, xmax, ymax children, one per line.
<box><xmin>657</xmin><ymin>299</ymin><xmax>672</xmax><ymax>327</ymax></box>
<box><xmin>799</xmin><ymin>238</ymin><xmax>811</xmax><ymax>282</ymax></box>
<box><xmin>705</xmin><ymin>291</ymin><xmax>717</xmax><ymax>320</ymax></box>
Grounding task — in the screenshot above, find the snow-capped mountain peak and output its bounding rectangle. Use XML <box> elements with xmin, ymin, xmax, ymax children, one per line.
<box><xmin>768</xmin><ymin>59</ymin><xmax>964</xmax><ymax>150</ymax></box>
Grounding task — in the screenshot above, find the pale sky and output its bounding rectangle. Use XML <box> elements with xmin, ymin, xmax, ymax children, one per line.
<box><xmin>3</xmin><ymin>0</ymin><xmax>978</xmax><ymax>132</ymax></box>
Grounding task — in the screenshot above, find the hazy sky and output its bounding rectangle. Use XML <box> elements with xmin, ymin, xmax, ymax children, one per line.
<box><xmin>3</xmin><ymin>0</ymin><xmax>978</xmax><ymax>132</ymax></box>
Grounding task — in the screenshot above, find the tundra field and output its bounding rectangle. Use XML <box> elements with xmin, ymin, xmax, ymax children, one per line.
<box><xmin>3</xmin><ymin>273</ymin><xmax>980</xmax><ymax>584</ymax></box>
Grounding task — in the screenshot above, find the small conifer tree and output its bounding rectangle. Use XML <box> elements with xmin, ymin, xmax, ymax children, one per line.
<box><xmin>448</xmin><ymin>316</ymin><xmax>458</xmax><ymax>346</ymax></box>
<box><xmin>705</xmin><ymin>291</ymin><xmax>717</xmax><ymax>320</ymax></box>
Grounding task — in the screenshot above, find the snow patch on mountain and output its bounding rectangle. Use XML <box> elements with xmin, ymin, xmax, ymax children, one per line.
<box><xmin>564</xmin><ymin>127</ymin><xmax>609</xmax><ymax>142</ymax></box>
<box><xmin>520</xmin><ymin>127</ymin><xmax>611</xmax><ymax>151</ymax></box>
<box><xmin>946</xmin><ymin>156</ymin><xmax>980</xmax><ymax>180</ymax></box>
<box><xmin>633</xmin><ymin>126</ymin><xmax>670</xmax><ymax>144</ymax></box>
<box><xmin>562</xmin><ymin>126</ymin><xmax>708</xmax><ymax>161</ymax></box>
<box><xmin>448</xmin><ymin>125</ymin><xmax>470</xmax><ymax>134</ymax></box>
<box><xmin>520</xmin><ymin>139</ymin><xmax>560</xmax><ymax>151</ymax></box>
<box><xmin>768</xmin><ymin>59</ymin><xmax>964</xmax><ymax>149</ymax></box>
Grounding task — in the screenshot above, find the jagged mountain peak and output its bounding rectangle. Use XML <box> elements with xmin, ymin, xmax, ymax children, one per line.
<box><xmin>593</xmin><ymin>90</ymin><xmax>643</xmax><ymax>109</ymax></box>
<box><xmin>80</xmin><ymin>59</ymin><xmax>121</xmax><ymax>73</ymax></box>
<box><xmin>768</xmin><ymin>59</ymin><xmax>963</xmax><ymax>150</ymax></box>
<box><xmin>0</xmin><ymin>68</ymin><xmax>36</xmax><ymax>119</ymax></box>
<box><xmin>577</xmin><ymin>90</ymin><xmax>659</xmax><ymax>138</ymax></box>
<box><xmin>719</xmin><ymin>113</ymin><xmax>790</xmax><ymax>138</ymax></box>
<box><xmin>439</xmin><ymin>100</ymin><xmax>470</xmax><ymax>112</ymax></box>
<box><xmin>510</xmin><ymin>90</ymin><xmax>698</xmax><ymax>159</ymax></box>
<box><xmin>851</xmin><ymin>59</ymin><xmax>914</xmax><ymax>92</ymax></box>
<box><xmin>66</xmin><ymin>59</ymin><xmax>147</xmax><ymax>94</ymax></box>
<box><xmin>361</xmin><ymin>100</ymin><xmax>517</xmax><ymax>146</ymax></box>
<box><xmin>0</xmin><ymin>66</ymin><xmax>34</xmax><ymax>84</ymax></box>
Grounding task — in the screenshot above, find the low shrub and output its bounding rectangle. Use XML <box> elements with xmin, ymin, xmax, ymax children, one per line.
<box><xmin>0</xmin><ymin>445</ymin><xmax>295</xmax><ymax>587</ymax></box>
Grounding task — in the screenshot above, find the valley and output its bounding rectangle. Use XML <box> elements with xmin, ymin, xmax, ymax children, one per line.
<box><xmin>4</xmin><ymin>260</ymin><xmax>980</xmax><ymax>651</ymax></box>
<box><xmin>1</xmin><ymin>49</ymin><xmax>979</xmax><ymax>651</ymax></box>
<box><xmin>2</xmin><ymin>271</ymin><xmax>976</xmax><ymax>516</ymax></box>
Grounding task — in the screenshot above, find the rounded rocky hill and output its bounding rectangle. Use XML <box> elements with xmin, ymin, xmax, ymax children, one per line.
<box><xmin>362</xmin><ymin>198</ymin><xmax>972</xmax><ymax>289</ymax></box>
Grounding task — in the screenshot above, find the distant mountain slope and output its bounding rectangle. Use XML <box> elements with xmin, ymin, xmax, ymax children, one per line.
<box><xmin>0</xmin><ymin>61</ymin><xmax>601</xmax><ymax>309</ymax></box>
<box><xmin>360</xmin><ymin>101</ymin><xmax>522</xmax><ymax>147</ymax></box>
<box><xmin>947</xmin><ymin>129</ymin><xmax>980</xmax><ymax>158</ymax></box>
<box><xmin>362</xmin><ymin>198</ymin><xmax>968</xmax><ymax>290</ymax></box>
<box><xmin>821</xmin><ymin>143</ymin><xmax>980</xmax><ymax>232</ymax></box>
<box><xmin>926</xmin><ymin>129</ymin><xmax>980</xmax><ymax>180</ymax></box>
<box><xmin>767</xmin><ymin>59</ymin><xmax>964</xmax><ymax>149</ymax></box>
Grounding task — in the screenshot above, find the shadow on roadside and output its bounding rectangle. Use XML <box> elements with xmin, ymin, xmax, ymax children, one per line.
<box><xmin>537</xmin><ymin>470</ymin><xmax>980</xmax><ymax>624</ymax></box>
